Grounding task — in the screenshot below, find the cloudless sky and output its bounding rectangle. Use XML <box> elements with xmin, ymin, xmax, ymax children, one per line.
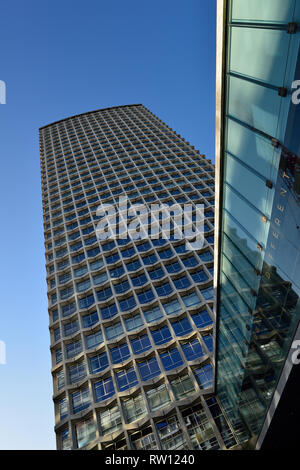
<box><xmin>0</xmin><ymin>0</ymin><xmax>216</xmax><ymax>449</ymax></box>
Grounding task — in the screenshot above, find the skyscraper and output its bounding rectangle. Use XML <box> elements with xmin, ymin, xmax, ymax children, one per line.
<box><xmin>40</xmin><ymin>104</ymin><xmax>238</xmax><ymax>451</ymax></box>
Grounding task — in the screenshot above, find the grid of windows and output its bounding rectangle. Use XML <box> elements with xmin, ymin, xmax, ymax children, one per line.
<box><xmin>41</xmin><ymin>104</ymin><xmax>228</xmax><ymax>450</ymax></box>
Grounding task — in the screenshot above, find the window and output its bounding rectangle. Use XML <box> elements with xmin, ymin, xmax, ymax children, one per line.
<box><xmin>194</xmin><ymin>364</ymin><xmax>213</xmax><ymax>389</ymax></box>
<box><xmin>92</xmin><ymin>272</ymin><xmax>108</xmax><ymax>287</ymax></box>
<box><xmin>171</xmin><ymin>374</ymin><xmax>195</xmax><ymax>400</ymax></box>
<box><xmin>105</xmin><ymin>322</ymin><xmax>124</xmax><ymax>341</ymax></box>
<box><xmin>90</xmin><ymin>352</ymin><xmax>109</xmax><ymax>374</ymax></box>
<box><xmin>57</xmin><ymin>259</ymin><xmax>70</xmax><ymax>271</ymax></box>
<box><xmin>121</xmin><ymin>247</ymin><xmax>136</xmax><ymax>258</ymax></box>
<box><xmin>152</xmin><ymin>238</ymin><xmax>167</xmax><ymax>247</ymax></box>
<box><xmin>160</xmin><ymin>347</ymin><xmax>183</xmax><ymax>371</ymax></box>
<box><xmin>53</xmin><ymin>327</ymin><xmax>60</xmax><ymax>342</ymax></box>
<box><xmin>110</xmin><ymin>342</ymin><xmax>130</xmax><ymax>363</ymax></box>
<box><xmin>131</xmin><ymin>431</ymin><xmax>158</xmax><ymax>450</ymax></box>
<box><xmin>76</xmin><ymin>279</ymin><xmax>91</xmax><ymax>293</ymax></box>
<box><xmin>174</xmin><ymin>244</ymin><xmax>187</xmax><ymax>253</ymax></box>
<box><xmin>131</xmin><ymin>334</ymin><xmax>151</xmax><ymax>354</ymax></box>
<box><xmin>55</xmin><ymin>348</ymin><xmax>62</xmax><ymax>364</ymax></box>
<box><xmin>184</xmin><ymin>408</ymin><xmax>219</xmax><ymax>450</ymax></box>
<box><xmin>191</xmin><ymin>270</ymin><xmax>209</xmax><ymax>283</ymax></box>
<box><xmin>162</xmin><ymin>298</ymin><xmax>182</xmax><ymax>315</ymax></box>
<box><xmin>56</xmin><ymin>370</ymin><xmax>65</xmax><ymax>390</ymax></box>
<box><xmin>124</xmin><ymin>314</ymin><xmax>144</xmax><ymax>332</ymax></box>
<box><xmin>142</xmin><ymin>253</ymin><xmax>158</xmax><ymax>265</ymax></box>
<box><xmin>72</xmin><ymin>253</ymin><xmax>85</xmax><ymax>264</ymax></box>
<box><xmin>105</xmin><ymin>253</ymin><xmax>120</xmax><ymax>264</ymax></box>
<box><xmin>155</xmin><ymin>282</ymin><xmax>173</xmax><ymax>297</ymax></box>
<box><xmin>138</xmin><ymin>357</ymin><xmax>160</xmax><ymax>381</ymax></box>
<box><xmin>156</xmin><ymin>415</ymin><xmax>186</xmax><ymax>450</ymax></box>
<box><xmin>144</xmin><ymin>305</ymin><xmax>163</xmax><ymax>323</ymax></box>
<box><xmin>61</xmin><ymin>428</ymin><xmax>71</xmax><ymax>450</ymax></box>
<box><xmin>191</xmin><ymin>310</ymin><xmax>213</xmax><ymax>329</ymax></box>
<box><xmin>158</xmin><ymin>249</ymin><xmax>173</xmax><ymax>259</ymax></box>
<box><xmin>148</xmin><ymin>267</ymin><xmax>165</xmax><ymax>280</ymax></box>
<box><xmin>94</xmin><ymin>377</ymin><xmax>115</xmax><ymax>402</ymax></box>
<box><xmin>114</xmin><ymin>279</ymin><xmax>130</xmax><ymax>294</ymax></box>
<box><xmin>84</xmin><ymin>236</ymin><xmax>97</xmax><ymax>246</ymax></box>
<box><xmin>66</xmin><ymin>340</ymin><xmax>82</xmax><ymax>358</ymax></box>
<box><xmin>126</xmin><ymin>259</ymin><xmax>141</xmax><ymax>271</ymax></box>
<box><xmin>100</xmin><ymin>301</ymin><xmax>117</xmax><ymax>319</ymax></box>
<box><xmin>51</xmin><ymin>309</ymin><xmax>59</xmax><ymax>323</ymax></box>
<box><xmin>131</xmin><ymin>273</ymin><xmax>148</xmax><ymax>286</ymax></box>
<box><xmin>99</xmin><ymin>406</ymin><xmax>122</xmax><ymax>436</ymax></box>
<box><xmin>116</xmin><ymin>367</ymin><xmax>138</xmax><ymax>391</ymax></box>
<box><xmin>74</xmin><ymin>265</ymin><xmax>88</xmax><ymax>277</ymax></box>
<box><xmin>200</xmin><ymin>286</ymin><xmax>214</xmax><ymax>301</ymax></box>
<box><xmin>181</xmin><ymin>291</ymin><xmax>201</xmax><ymax>308</ymax></box>
<box><xmin>70</xmin><ymin>241</ymin><xmax>82</xmax><ymax>252</ymax></box>
<box><xmin>181</xmin><ymin>339</ymin><xmax>204</xmax><ymax>361</ymax></box>
<box><xmin>137</xmin><ymin>241</ymin><xmax>151</xmax><ymax>252</ymax></box>
<box><xmin>119</xmin><ymin>295</ymin><xmax>136</xmax><ymax>312</ymax></box>
<box><xmin>182</xmin><ymin>256</ymin><xmax>198</xmax><ymax>268</ymax></box>
<box><xmin>165</xmin><ymin>261</ymin><xmax>182</xmax><ymax>273</ymax></box>
<box><xmin>72</xmin><ymin>387</ymin><xmax>90</xmax><ymax>414</ymax></box>
<box><xmin>123</xmin><ymin>394</ymin><xmax>147</xmax><ymax>423</ymax></box>
<box><xmin>202</xmin><ymin>334</ymin><xmax>213</xmax><ymax>352</ymax></box>
<box><xmin>171</xmin><ymin>317</ymin><xmax>193</xmax><ymax>336</ymax></box>
<box><xmin>102</xmin><ymin>241</ymin><xmax>115</xmax><ymax>251</ymax></box>
<box><xmin>199</xmin><ymin>251</ymin><xmax>213</xmax><ymax>262</ymax></box>
<box><xmin>58</xmin><ymin>272</ymin><xmax>72</xmax><ymax>284</ymax></box>
<box><xmin>146</xmin><ymin>384</ymin><xmax>170</xmax><ymax>411</ymax></box>
<box><xmin>79</xmin><ymin>293</ymin><xmax>95</xmax><ymax>309</ymax></box>
<box><xmin>75</xmin><ymin>417</ymin><xmax>97</xmax><ymax>449</ymax></box>
<box><xmin>97</xmin><ymin>287</ymin><xmax>112</xmax><ymax>302</ymax></box>
<box><xmin>90</xmin><ymin>259</ymin><xmax>104</xmax><ymax>271</ymax></box>
<box><xmin>82</xmin><ymin>311</ymin><xmax>99</xmax><ymax>328</ymax></box>
<box><xmin>85</xmin><ymin>330</ymin><xmax>103</xmax><ymax>349</ymax></box>
<box><xmin>69</xmin><ymin>361</ymin><xmax>86</xmax><ymax>383</ymax></box>
<box><xmin>56</xmin><ymin>248</ymin><xmax>67</xmax><ymax>258</ymax></box>
<box><xmin>173</xmin><ymin>276</ymin><xmax>191</xmax><ymax>290</ymax></box>
<box><xmin>151</xmin><ymin>325</ymin><xmax>172</xmax><ymax>345</ymax></box>
<box><xmin>137</xmin><ymin>289</ymin><xmax>155</xmax><ymax>304</ymax></box>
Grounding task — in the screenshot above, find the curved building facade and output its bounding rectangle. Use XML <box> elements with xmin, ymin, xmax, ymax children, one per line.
<box><xmin>40</xmin><ymin>104</ymin><xmax>239</xmax><ymax>450</ymax></box>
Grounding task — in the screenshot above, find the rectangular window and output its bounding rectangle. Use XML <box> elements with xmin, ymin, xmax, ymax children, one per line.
<box><xmin>72</xmin><ymin>387</ymin><xmax>90</xmax><ymax>414</ymax></box>
<box><xmin>75</xmin><ymin>417</ymin><xmax>97</xmax><ymax>449</ymax></box>
<box><xmin>89</xmin><ymin>352</ymin><xmax>108</xmax><ymax>374</ymax></box>
<box><xmin>105</xmin><ymin>322</ymin><xmax>123</xmax><ymax>341</ymax></box>
<box><xmin>124</xmin><ymin>314</ymin><xmax>144</xmax><ymax>331</ymax></box>
<box><xmin>144</xmin><ymin>306</ymin><xmax>163</xmax><ymax>323</ymax></box>
<box><xmin>99</xmin><ymin>406</ymin><xmax>122</xmax><ymax>436</ymax></box>
<box><xmin>171</xmin><ymin>374</ymin><xmax>195</xmax><ymax>400</ymax></box>
<box><xmin>69</xmin><ymin>362</ymin><xmax>86</xmax><ymax>383</ymax></box>
<box><xmin>116</xmin><ymin>367</ymin><xmax>138</xmax><ymax>391</ymax></box>
<box><xmin>146</xmin><ymin>384</ymin><xmax>171</xmax><ymax>412</ymax></box>
<box><xmin>94</xmin><ymin>377</ymin><xmax>115</xmax><ymax>402</ymax></box>
<box><xmin>123</xmin><ymin>394</ymin><xmax>147</xmax><ymax>423</ymax></box>
<box><xmin>85</xmin><ymin>330</ymin><xmax>103</xmax><ymax>349</ymax></box>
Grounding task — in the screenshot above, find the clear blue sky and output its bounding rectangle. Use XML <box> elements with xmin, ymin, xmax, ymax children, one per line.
<box><xmin>0</xmin><ymin>0</ymin><xmax>216</xmax><ymax>449</ymax></box>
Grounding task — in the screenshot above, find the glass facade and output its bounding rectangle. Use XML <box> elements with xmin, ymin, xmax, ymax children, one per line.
<box><xmin>216</xmin><ymin>0</ymin><xmax>300</xmax><ymax>447</ymax></box>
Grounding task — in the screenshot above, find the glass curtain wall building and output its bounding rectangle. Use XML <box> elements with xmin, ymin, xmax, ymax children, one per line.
<box><xmin>215</xmin><ymin>0</ymin><xmax>300</xmax><ymax>449</ymax></box>
<box><xmin>40</xmin><ymin>104</ymin><xmax>239</xmax><ymax>450</ymax></box>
